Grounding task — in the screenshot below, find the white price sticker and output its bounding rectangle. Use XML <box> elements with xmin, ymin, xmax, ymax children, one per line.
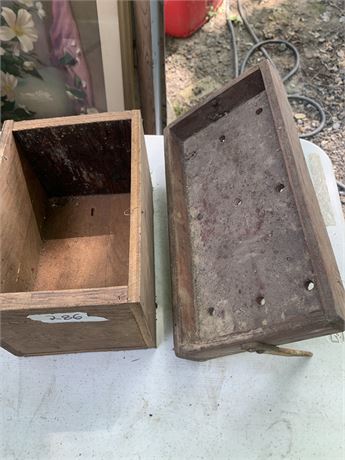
<box><xmin>27</xmin><ymin>312</ymin><xmax>108</xmax><ymax>324</ymax></box>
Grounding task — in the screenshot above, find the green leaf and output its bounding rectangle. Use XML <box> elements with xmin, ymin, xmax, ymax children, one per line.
<box><xmin>1</xmin><ymin>99</ymin><xmax>15</xmax><ymax>112</ymax></box>
<box><xmin>228</xmin><ymin>13</ymin><xmax>243</xmax><ymax>24</ymax></box>
<box><xmin>59</xmin><ymin>52</ymin><xmax>77</xmax><ymax>66</ymax></box>
<box><xmin>1</xmin><ymin>54</ymin><xmax>23</xmax><ymax>65</ymax></box>
<box><xmin>66</xmin><ymin>86</ymin><xmax>86</xmax><ymax>101</ymax></box>
<box><xmin>74</xmin><ymin>75</ymin><xmax>82</xmax><ymax>88</ymax></box>
<box><xmin>12</xmin><ymin>107</ymin><xmax>35</xmax><ymax>121</ymax></box>
<box><xmin>24</xmin><ymin>67</ymin><xmax>44</xmax><ymax>80</ymax></box>
<box><xmin>1</xmin><ymin>61</ymin><xmax>22</xmax><ymax>78</ymax></box>
<box><xmin>1</xmin><ymin>54</ymin><xmax>23</xmax><ymax>77</ymax></box>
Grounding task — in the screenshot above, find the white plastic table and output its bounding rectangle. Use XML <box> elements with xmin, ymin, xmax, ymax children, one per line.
<box><xmin>0</xmin><ymin>135</ymin><xmax>344</xmax><ymax>460</ymax></box>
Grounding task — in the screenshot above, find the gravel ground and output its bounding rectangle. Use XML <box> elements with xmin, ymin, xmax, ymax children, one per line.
<box><xmin>166</xmin><ymin>0</ymin><xmax>345</xmax><ymax>211</ymax></box>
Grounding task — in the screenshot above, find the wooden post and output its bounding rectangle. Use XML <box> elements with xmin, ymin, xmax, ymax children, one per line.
<box><xmin>133</xmin><ymin>0</ymin><xmax>156</xmax><ymax>134</ymax></box>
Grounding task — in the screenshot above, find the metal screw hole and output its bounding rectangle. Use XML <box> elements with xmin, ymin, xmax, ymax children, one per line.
<box><xmin>234</xmin><ymin>198</ymin><xmax>242</xmax><ymax>206</ymax></box>
<box><xmin>276</xmin><ymin>183</ymin><xmax>285</xmax><ymax>192</ymax></box>
<box><xmin>305</xmin><ymin>280</ymin><xmax>315</xmax><ymax>291</ymax></box>
<box><xmin>256</xmin><ymin>296</ymin><xmax>266</xmax><ymax>306</ymax></box>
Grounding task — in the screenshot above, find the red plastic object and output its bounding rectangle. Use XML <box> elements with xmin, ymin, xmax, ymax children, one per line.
<box><xmin>165</xmin><ymin>0</ymin><xmax>223</xmax><ymax>38</ymax></box>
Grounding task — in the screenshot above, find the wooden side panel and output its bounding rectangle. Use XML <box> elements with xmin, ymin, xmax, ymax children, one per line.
<box><xmin>128</xmin><ymin>112</ymin><xmax>141</xmax><ymax>301</ymax></box>
<box><xmin>0</xmin><ymin>303</ymin><xmax>146</xmax><ymax>356</ymax></box>
<box><xmin>12</xmin><ymin>111</ymin><xmax>133</xmax><ymax>130</ymax></box>
<box><xmin>33</xmin><ymin>194</ymin><xmax>131</xmax><ymax>291</ymax></box>
<box><xmin>138</xmin><ymin>115</ymin><xmax>156</xmax><ymax>345</ymax></box>
<box><xmin>0</xmin><ymin>286</ymin><xmax>128</xmax><ymax>310</ymax></box>
<box><xmin>168</xmin><ymin>67</ymin><xmax>264</xmax><ymax>141</ymax></box>
<box><xmin>261</xmin><ymin>63</ymin><xmax>345</xmax><ymax>323</ymax></box>
<box><xmin>43</xmin><ymin>194</ymin><xmax>130</xmax><ymax>239</ymax></box>
<box><xmin>164</xmin><ymin>130</ymin><xmax>195</xmax><ymax>355</ymax></box>
<box><xmin>33</xmin><ymin>235</ymin><xmax>128</xmax><ymax>291</ymax></box>
<box><xmin>0</xmin><ymin>121</ymin><xmax>45</xmax><ymax>293</ymax></box>
<box><xmin>128</xmin><ymin>112</ymin><xmax>155</xmax><ymax>346</ymax></box>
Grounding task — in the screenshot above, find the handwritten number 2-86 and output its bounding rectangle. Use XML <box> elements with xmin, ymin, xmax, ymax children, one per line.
<box><xmin>49</xmin><ymin>314</ymin><xmax>83</xmax><ymax>321</ymax></box>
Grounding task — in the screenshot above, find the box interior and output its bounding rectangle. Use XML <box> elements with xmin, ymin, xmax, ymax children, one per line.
<box><xmin>168</xmin><ymin>68</ymin><xmax>323</xmax><ymax>344</ymax></box>
<box><xmin>2</xmin><ymin>119</ymin><xmax>132</xmax><ymax>293</ymax></box>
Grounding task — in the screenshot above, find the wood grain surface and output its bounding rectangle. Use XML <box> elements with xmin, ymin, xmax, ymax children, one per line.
<box><xmin>133</xmin><ymin>0</ymin><xmax>155</xmax><ymax>134</ymax></box>
<box><xmin>0</xmin><ymin>121</ymin><xmax>43</xmax><ymax>293</ymax></box>
<box><xmin>127</xmin><ymin>111</ymin><xmax>156</xmax><ymax>347</ymax></box>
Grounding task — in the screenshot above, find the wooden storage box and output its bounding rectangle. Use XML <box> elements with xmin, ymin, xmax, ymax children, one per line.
<box><xmin>0</xmin><ymin>111</ymin><xmax>155</xmax><ymax>356</ymax></box>
<box><xmin>165</xmin><ymin>61</ymin><xmax>345</xmax><ymax>361</ymax></box>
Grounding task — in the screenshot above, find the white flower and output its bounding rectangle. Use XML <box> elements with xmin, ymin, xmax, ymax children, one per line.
<box><xmin>17</xmin><ymin>0</ymin><xmax>34</xmax><ymax>7</ymax></box>
<box><xmin>37</xmin><ymin>9</ymin><xmax>45</xmax><ymax>20</ymax></box>
<box><xmin>0</xmin><ymin>7</ymin><xmax>38</xmax><ymax>52</ymax></box>
<box><xmin>1</xmin><ymin>71</ymin><xmax>18</xmax><ymax>101</ymax></box>
<box><xmin>23</xmin><ymin>60</ymin><xmax>35</xmax><ymax>70</ymax></box>
<box><xmin>36</xmin><ymin>2</ymin><xmax>45</xmax><ymax>20</ymax></box>
<box><xmin>12</xmin><ymin>43</ymin><xmax>20</xmax><ymax>56</ymax></box>
<box><xmin>0</xmin><ymin>47</ymin><xmax>5</xmax><ymax>55</ymax></box>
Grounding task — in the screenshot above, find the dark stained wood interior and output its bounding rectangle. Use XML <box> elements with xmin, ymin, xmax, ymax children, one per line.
<box><xmin>13</xmin><ymin>119</ymin><xmax>132</xmax><ymax>197</ymax></box>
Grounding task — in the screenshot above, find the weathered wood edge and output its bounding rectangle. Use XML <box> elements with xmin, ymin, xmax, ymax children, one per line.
<box><xmin>128</xmin><ymin>110</ymin><xmax>156</xmax><ymax>346</ymax></box>
<box><xmin>260</xmin><ymin>60</ymin><xmax>345</xmax><ymax>325</ymax></box>
<box><xmin>164</xmin><ymin>128</ymin><xmax>196</xmax><ymax>355</ymax></box>
<box><xmin>133</xmin><ymin>0</ymin><xmax>156</xmax><ymax>134</ymax></box>
<box><xmin>0</xmin><ymin>286</ymin><xmax>128</xmax><ymax>310</ymax></box>
<box><xmin>138</xmin><ymin>118</ymin><xmax>156</xmax><ymax>346</ymax></box>
<box><xmin>0</xmin><ymin>340</ymin><xmax>151</xmax><ymax>358</ymax></box>
<box><xmin>0</xmin><ymin>120</ymin><xmax>14</xmax><ymax>160</ymax></box>
<box><xmin>175</xmin><ymin>315</ymin><xmax>339</xmax><ymax>361</ymax></box>
<box><xmin>11</xmin><ymin>112</ymin><xmax>133</xmax><ymax>131</ymax></box>
<box><xmin>167</xmin><ymin>64</ymin><xmax>262</xmax><ymax>136</ymax></box>
<box><xmin>128</xmin><ymin>110</ymin><xmax>141</xmax><ymax>302</ymax></box>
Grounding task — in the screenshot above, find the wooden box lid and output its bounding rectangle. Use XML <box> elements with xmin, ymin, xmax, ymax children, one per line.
<box><xmin>165</xmin><ymin>60</ymin><xmax>345</xmax><ymax>361</ymax></box>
